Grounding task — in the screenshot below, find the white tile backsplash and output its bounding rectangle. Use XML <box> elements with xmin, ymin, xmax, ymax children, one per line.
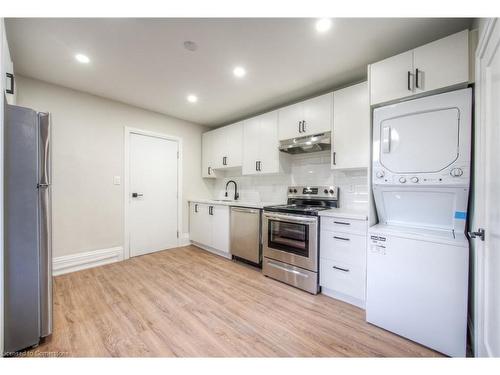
<box><xmin>211</xmin><ymin>151</ymin><xmax>368</xmax><ymax>211</ymax></box>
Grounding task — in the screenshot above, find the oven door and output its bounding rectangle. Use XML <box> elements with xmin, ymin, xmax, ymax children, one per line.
<box><xmin>263</xmin><ymin>212</ymin><xmax>318</xmax><ymax>272</ymax></box>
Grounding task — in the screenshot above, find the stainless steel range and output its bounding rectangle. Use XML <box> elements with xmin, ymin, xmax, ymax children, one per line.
<box><xmin>262</xmin><ymin>186</ymin><xmax>338</xmax><ymax>294</ymax></box>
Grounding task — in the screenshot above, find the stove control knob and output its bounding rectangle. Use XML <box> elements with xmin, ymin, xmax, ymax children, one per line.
<box><xmin>450</xmin><ymin>168</ymin><xmax>463</xmax><ymax>177</ymax></box>
<box><xmin>289</xmin><ymin>189</ymin><xmax>293</xmax><ymax>193</ymax></box>
<box><xmin>329</xmin><ymin>189</ymin><xmax>335</xmax><ymax>194</ymax></box>
<box><xmin>376</xmin><ymin>170</ymin><xmax>385</xmax><ymax>178</ymax></box>
<box><xmin>411</xmin><ymin>177</ymin><xmax>419</xmax><ymax>183</ymax></box>
<box><xmin>399</xmin><ymin>177</ymin><xmax>407</xmax><ymax>184</ymax></box>
<box><xmin>293</xmin><ymin>189</ymin><xmax>297</xmax><ymax>193</ymax></box>
<box><xmin>324</xmin><ymin>189</ymin><xmax>329</xmax><ymax>194</ymax></box>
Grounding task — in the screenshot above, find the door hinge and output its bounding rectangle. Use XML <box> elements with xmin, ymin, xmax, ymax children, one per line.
<box><xmin>469</xmin><ymin>228</ymin><xmax>485</xmax><ymax>241</ymax></box>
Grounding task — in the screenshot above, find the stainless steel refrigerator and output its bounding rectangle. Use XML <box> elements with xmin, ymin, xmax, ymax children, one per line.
<box><xmin>4</xmin><ymin>100</ymin><xmax>52</xmax><ymax>353</ymax></box>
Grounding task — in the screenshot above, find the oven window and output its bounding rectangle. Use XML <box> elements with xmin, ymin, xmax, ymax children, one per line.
<box><xmin>268</xmin><ymin>220</ymin><xmax>309</xmax><ymax>257</ymax></box>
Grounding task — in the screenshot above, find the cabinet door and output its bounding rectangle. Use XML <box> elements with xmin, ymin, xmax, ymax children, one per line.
<box><xmin>223</xmin><ymin>122</ymin><xmax>243</xmax><ymax>168</ymax></box>
<box><xmin>332</xmin><ymin>82</ymin><xmax>370</xmax><ymax>169</ymax></box>
<box><xmin>190</xmin><ymin>203</ymin><xmax>206</xmax><ymax>243</ymax></box>
<box><xmin>242</xmin><ymin>117</ymin><xmax>261</xmax><ymax>175</ymax></box>
<box><xmin>258</xmin><ymin>111</ymin><xmax>280</xmax><ymax>174</ymax></box>
<box><xmin>413</xmin><ymin>30</ymin><xmax>469</xmax><ymax>94</ymax></box>
<box><xmin>199</xmin><ymin>204</ymin><xmax>213</xmax><ymax>246</ymax></box>
<box><xmin>370</xmin><ymin>50</ymin><xmax>414</xmax><ymax>105</ymax></box>
<box><xmin>302</xmin><ymin>93</ymin><xmax>333</xmax><ymax>136</ymax></box>
<box><xmin>211</xmin><ymin>127</ymin><xmax>226</xmax><ymax>169</ymax></box>
<box><xmin>278</xmin><ymin>102</ymin><xmax>303</xmax><ymax>141</ymax></box>
<box><xmin>211</xmin><ymin>205</ymin><xmax>230</xmax><ymax>253</ymax></box>
<box><xmin>202</xmin><ymin>132</ymin><xmax>216</xmax><ymax>178</ymax></box>
<box><xmin>2</xmin><ymin>29</ymin><xmax>15</xmax><ymax>105</ymax></box>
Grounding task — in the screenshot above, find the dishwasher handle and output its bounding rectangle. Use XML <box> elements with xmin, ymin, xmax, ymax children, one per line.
<box><xmin>231</xmin><ymin>207</ymin><xmax>260</xmax><ymax>214</ymax></box>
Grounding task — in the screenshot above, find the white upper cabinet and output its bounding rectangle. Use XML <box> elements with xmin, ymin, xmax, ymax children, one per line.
<box><xmin>302</xmin><ymin>93</ymin><xmax>334</xmax><ymax>136</ymax></box>
<box><xmin>278</xmin><ymin>93</ymin><xmax>333</xmax><ymax>140</ymax></box>
<box><xmin>242</xmin><ymin>111</ymin><xmax>280</xmax><ymax>175</ymax></box>
<box><xmin>2</xmin><ymin>23</ymin><xmax>15</xmax><ymax>105</ymax></box>
<box><xmin>277</xmin><ymin>101</ymin><xmax>303</xmax><ymax>140</ymax></box>
<box><xmin>369</xmin><ymin>50</ymin><xmax>414</xmax><ymax>106</ymax></box>
<box><xmin>413</xmin><ymin>29</ymin><xmax>469</xmax><ymax>94</ymax></box>
<box><xmin>202</xmin><ymin>131</ymin><xmax>217</xmax><ymax>178</ymax></box>
<box><xmin>202</xmin><ymin>122</ymin><xmax>243</xmax><ymax>178</ymax></box>
<box><xmin>369</xmin><ymin>30</ymin><xmax>469</xmax><ymax>106</ymax></box>
<box><xmin>332</xmin><ymin>82</ymin><xmax>370</xmax><ymax>170</ymax></box>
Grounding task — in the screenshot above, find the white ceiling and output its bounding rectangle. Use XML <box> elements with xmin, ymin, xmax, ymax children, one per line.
<box><xmin>6</xmin><ymin>18</ymin><xmax>472</xmax><ymax>126</ymax></box>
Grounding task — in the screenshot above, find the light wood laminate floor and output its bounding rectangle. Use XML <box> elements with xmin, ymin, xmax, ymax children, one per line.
<box><xmin>35</xmin><ymin>246</ymin><xmax>441</xmax><ymax>357</ymax></box>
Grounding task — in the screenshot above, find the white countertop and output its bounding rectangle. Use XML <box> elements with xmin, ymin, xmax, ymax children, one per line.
<box><xmin>318</xmin><ymin>207</ymin><xmax>368</xmax><ymax>221</ymax></box>
<box><xmin>188</xmin><ymin>198</ymin><xmax>284</xmax><ymax>209</ymax></box>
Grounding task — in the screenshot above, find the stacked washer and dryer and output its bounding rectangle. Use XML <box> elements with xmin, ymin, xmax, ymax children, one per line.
<box><xmin>367</xmin><ymin>88</ymin><xmax>472</xmax><ymax>357</ymax></box>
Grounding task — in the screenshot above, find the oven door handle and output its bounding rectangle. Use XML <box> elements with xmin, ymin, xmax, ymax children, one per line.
<box><xmin>266</xmin><ymin>261</ymin><xmax>310</xmax><ymax>278</ymax></box>
<box><xmin>264</xmin><ymin>212</ymin><xmax>317</xmax><ymax>224</ymax></box>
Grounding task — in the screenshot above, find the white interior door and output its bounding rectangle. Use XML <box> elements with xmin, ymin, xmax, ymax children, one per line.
<box><xmin>129</xmin><ymin>132</ymin><xmax>179</xmax><ymax>257</ymax></box>
<box><xmin>474</xmin><ymin>19</ymin><xmax>500</xmax><ymax>358</ymax></box>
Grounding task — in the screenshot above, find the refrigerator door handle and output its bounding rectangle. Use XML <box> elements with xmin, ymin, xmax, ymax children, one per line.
<box><xmin>38</xmin><ymin>112</ymin><xmax>53</xmax><ymax>338</ymax></box>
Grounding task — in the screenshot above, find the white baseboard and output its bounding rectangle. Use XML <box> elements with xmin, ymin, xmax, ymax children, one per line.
<box><xmin>191</xmin><ymin>242</ymin><xmax>232</xmax><ymax>259</ymax></box>
<box><xmin>321</xmin><ymin>287</ymin><xmax>366</xmax><ymax>309</ymax></box>
<box><xmin>53</xmin><ymin>246</ymin><xmax>124</xmax><ymax>276</ymax></box>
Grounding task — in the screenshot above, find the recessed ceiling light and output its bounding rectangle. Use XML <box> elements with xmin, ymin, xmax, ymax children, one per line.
<box><xmin>233</xmin><ymin>66</ymin><xmax>246</xmax><ymax>78</ymax></box>
<box><xmin>75</xmin><ymin>53</ymin><xmax>90</xmax><ymax>64</ymax></box>
<box><xmin>315</xmin><ymin>18</ymin><xmax>332</xmax><ymax>33</ymax></box>
<box><xmin>187</xmin><ymin>94</ymin><xmax>198</xmax><ymax>103</ymax></box>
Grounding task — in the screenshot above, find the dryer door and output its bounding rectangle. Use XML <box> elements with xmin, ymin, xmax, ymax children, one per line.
<box><xmin>379</xmin><ymin>107</ymin><xmax>460</xmax><ymax>174</ymax></box>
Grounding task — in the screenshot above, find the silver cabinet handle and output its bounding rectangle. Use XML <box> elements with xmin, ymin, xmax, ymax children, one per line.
<box><xmin>231</xmin><ymin>207</ymin><xmax>260</xmax><ymax>214</ymax></box>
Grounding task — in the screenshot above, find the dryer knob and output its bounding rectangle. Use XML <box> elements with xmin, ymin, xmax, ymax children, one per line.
<box><xmin>376</xmin><ymin>170</ymin><xmax>385</xmax><ymax>178</ymax></box>
<box><xmin>324</xmin><ymin>189</ymin><xmax>329</xmax><ymax>194</ymax></box>
<box><xmin>399</xmin><ymin>177</ymin><xmax>407</xmax><ymax>184</ymax></box>
<box><xmin>411</xmin><ymin>177</ymin><xmax>419</xmax><ymax>183</ymax></box>
<box><xmin>329</xmin><ymin>189</ymin><xmax>335</xmax><ymax>194</ymax></box>
<box><xmin>450</xmin><ymin>168</ymin><xmax>464</xmax><ymax>177</ymax></box>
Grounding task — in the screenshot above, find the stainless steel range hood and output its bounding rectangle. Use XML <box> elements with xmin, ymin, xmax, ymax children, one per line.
<box><xmin>279</xmin><ymin>132</ymin><xmax>331</xmax><ymax>154</ymax></box>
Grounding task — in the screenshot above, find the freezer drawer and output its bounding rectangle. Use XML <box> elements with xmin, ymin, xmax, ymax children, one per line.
<box><xmin>263</xmin><ymin>257</ymin><xmax>319</xmax><ymax>294</ymax></box>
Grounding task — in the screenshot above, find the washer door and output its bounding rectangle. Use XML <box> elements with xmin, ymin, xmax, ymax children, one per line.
<box><xmin>379</xmin><ymin>107</ymin><xmax>460</xmax><ymax>174</ymax></box>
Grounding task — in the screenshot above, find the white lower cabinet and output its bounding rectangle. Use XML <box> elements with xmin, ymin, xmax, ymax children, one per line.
<box><xmin>320</xmin><ymin>216</ymin><xmax>368</xmax><ymax>308</ymax></box>
<box><xmin>189</xmin><ymin>202</ymin><xmax>230</xmax><ymax>257</ymax></box>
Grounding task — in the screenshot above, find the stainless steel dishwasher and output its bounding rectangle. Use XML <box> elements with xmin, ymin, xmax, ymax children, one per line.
<box><xmin>230</xmin><ymin>207</ymin><xmax>262</xmax><ymax>266</ymax></box>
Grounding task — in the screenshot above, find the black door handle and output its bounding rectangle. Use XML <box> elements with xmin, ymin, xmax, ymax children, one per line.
<box><xmin>302</xmin><ymin>120</ymin><xmax>306</xmax><ymax>133</ymax></box>
<box><xmin>415</xmin><ymin>69</ymin><xmax>420</xmax><ymax>89</ymax></box>
<box><xmin>6</xmin><ymin>73</ymin><xmax>14</xmax><ymax>94</ymax></box>
<box><xmin>333</xmin><ymin>151</ymin><xmax>336</xmax><ymax>165</ymax></box>
<box><xmin>257</xmin><ymin>161</ymin><xmax>261</xmax><ymax>171</ymax></box>
<box><xmin>256</xmin><ymin>161</ymin><xmax>258</xmax><ymax>171</ymax></box>
<box><xmin>407</xmin><ymin>71</ymin><xmax>412</xmax><ymax>91</ymax></box>
<box><xmin>298</xmin><ymin>121</ymin><xmax>302</xmax><ymax>133</ymax></box>
<box><xmin>194</xmin><ymin>204</ymin><xmax>198</xmax><ymax>213</ymax></box>
<box><xmin>132</xmin><ymin>192</ymin><xmax>143</xmax><ymax>198</ymax></box>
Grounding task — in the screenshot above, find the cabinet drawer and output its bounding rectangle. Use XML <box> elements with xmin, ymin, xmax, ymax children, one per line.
<box><xmin>320</xmin><ymin>231</ymin><xmax>366</xmax><ymax>267</ymax></box>
<box><xmin>320</xmin><ymin>258</ymin><xmax>365</xmax><ymax>301</ymax></box>
<box><xmin>320</xmin><ymin>216</ymin><xmax>367</xmax><ymax>234</ymax></box>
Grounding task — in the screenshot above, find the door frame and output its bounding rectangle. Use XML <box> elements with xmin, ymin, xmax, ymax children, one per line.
<box><xmin>473</xmin><ymin>17</ymin><xmax>497</xmax><ymax>357</ymax></box>
<box><xmin>123</xmin><ymin>127</ymin><xmax>183</xmax><ymax>260</ymax></box>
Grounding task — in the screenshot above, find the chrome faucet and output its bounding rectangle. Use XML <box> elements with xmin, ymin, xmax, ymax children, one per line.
<box><xmin>225</xmin><ymin>180</ymin><xmax>239</xmax><ymax>200</ymax></box>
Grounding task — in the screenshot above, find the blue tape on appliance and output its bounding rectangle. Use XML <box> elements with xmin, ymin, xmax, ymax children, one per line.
<box><xmin>454</xmin><ymin>211</ymin><xmax>467</xmax><ymax>220</ymax></box>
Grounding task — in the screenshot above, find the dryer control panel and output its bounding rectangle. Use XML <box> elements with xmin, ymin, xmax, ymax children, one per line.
<box><xmin>372</xmin><ymin>165</ymin><xmax>470</xmax><ymax>186</ymax></box>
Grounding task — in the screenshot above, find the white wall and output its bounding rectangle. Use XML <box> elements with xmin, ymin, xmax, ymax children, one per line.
<box><xmin>16</xmin><ymin>76</ymin><xmax>213</xmax><ymax>258</ymax></box>
<box><xmin>212</xmin><ymin>151</ymin><xmax>369</xmax><ymax>210</ymax></box>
